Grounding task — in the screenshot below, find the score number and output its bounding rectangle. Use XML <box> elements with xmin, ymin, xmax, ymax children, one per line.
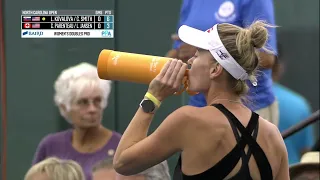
<box><xmin>95</xmin><ymin>15</ymin><xmax>112</xmax><ymax>22</ymax></box>
<box><xmin>96</xmin><ymin>23</ymin><xmax>112</xmax><ymax>29</ymax></box>
<box><xmin>95</xmin><ymin>16</ymin><xmax>113</xmax><ymax>29</ymax></box>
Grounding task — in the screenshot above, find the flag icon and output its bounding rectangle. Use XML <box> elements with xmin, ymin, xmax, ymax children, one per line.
<box><xmin>23</xmin><ymin>16</ymin><xmax>31</xmax><ymax>22</ymax></box>
<box><xmin>23</xmin><ymin>23</ymin><xmax>30</xmax><ymax>28</ymax></box>
<box><xmin>32</xmin><ymin>16</ymin><xmax>40</xmax><ymax>21</ymax></box>
<box><xmin>32</xmin><ymin>23</ymin><xmax>40</xmax><ymax>28</ymax></box>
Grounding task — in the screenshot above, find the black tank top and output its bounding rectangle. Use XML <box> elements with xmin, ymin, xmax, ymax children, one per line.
<box><xmin>173</xmin><ymin>104</ymin><xmax>273</xmax><ymax>180</ymax></box>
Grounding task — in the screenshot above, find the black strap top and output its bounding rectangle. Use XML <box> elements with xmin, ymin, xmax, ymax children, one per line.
<box><xmin>173</xmin><ymin>104</ymin><xmax>273</xmax><ymax>180</ymax></box>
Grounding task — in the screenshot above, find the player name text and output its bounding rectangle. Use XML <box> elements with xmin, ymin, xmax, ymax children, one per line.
<box><xmin>51</xmin><ymin>16</ymin><xmax>93</xmax><ymax>22</ymax></box>
<box><xmin>51</xmin><ymin>23</ymin><xmax>93</xmax><ymax>29</ymax></box>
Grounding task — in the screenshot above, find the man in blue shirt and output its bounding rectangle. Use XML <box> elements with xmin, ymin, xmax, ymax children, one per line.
<box><xmin>272</xmin><ymin>46</ymin><xmax>315</xmax><ymax>165</ymax></box>
<box><xmin>166</xmin><ymin>0</ymin><xmax>279</xmax><ymax>125</ymax></box>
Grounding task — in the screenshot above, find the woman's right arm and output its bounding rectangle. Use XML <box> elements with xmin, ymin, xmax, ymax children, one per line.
<box><xmin>275</xmin><ymin>128</ymin><xmax>290</xmax><ymax>180</ymax></box>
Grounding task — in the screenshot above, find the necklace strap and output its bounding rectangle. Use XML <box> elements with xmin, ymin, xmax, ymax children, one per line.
<box><xmin>211</xmin><ymin>99</ymin><xmax>242</xmax><ymax>104</ymax></box>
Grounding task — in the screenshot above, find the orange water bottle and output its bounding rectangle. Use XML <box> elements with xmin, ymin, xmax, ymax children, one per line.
<box><xmin>97</xmin><ymin>49</ymin><xmax>198</xmax><ymax>95</ymax></box>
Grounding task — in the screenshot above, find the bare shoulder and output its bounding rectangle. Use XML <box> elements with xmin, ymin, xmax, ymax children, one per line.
<box><xmin>170</xmin><ymin>105</ymin><xmax>216</xmax><ymax>122</ymax></box>
<box><xmin>259</xmin><ymin>117</ymin><xmax>280</xmax><ymax>136</ymax></box>
<box><xmin>167</xmin><ymin>105</ymin><xmax>224</xmax><ymax>130</ymax></box>
<box><xmin>259</xmin><ymin>117</ymin><xmax>286</xmax><ymax>149</ymax></box>
<box><xmin>166</xmin><ymin>105</ymin><xmax>200</xmax><ymax>125</ymax></box>
<box><xmin>259</xmin><ymin>116</ymin><xmax>275</xmax><ymax>128</ymax></box>
<box><xmin>169</xmin><ymin>105</ymin><xmax>198</xmax><ymax>119</ymax></box>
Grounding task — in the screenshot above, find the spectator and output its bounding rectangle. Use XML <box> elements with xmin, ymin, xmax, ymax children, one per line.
<box><xmin>167</xmin><ymin>0</ymin><xmax>279</xmax><ymax>126</ymax></box>
<box><xmin>25</xmin><ymin>157</ymin><xmax>85</xmax><ymax>180</ymax></box>
<box><xmin>32</xmin><ymin>62</ymin><xmax>121</xmax><ymax>180</ymax></box>
<box><xmin>289</xmin><ymin>152</ymin><xmax>319</xmax><ymax>180</ymax></box>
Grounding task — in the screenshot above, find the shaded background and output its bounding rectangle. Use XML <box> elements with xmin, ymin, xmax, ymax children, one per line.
<box><xmin>0</xmin><ymin>0</ymin><xmax>319</xmax><ymax>179</ymax></box>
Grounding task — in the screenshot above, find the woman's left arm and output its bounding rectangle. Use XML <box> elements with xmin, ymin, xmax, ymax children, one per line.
<box><xmin>113</xmin><ymin>105</ymin><xmax>189</xmax><ymax>175</ymax></box>
<box><xmin>114</xmin><ymin>59</ymin><xmax>189</xmax><ymax>176</ymax></box>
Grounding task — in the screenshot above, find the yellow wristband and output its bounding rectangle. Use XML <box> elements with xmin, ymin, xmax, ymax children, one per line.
<box><xmin>145</xmin><ymin>92</ymin><xmax>161</xmax><ymax>107</ymax></box>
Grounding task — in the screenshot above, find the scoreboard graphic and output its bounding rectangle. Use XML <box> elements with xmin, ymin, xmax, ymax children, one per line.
<box><xmin>21</xmin><ymin>10</ymin><xmax>114</xmax><ymax>38</ymax></box>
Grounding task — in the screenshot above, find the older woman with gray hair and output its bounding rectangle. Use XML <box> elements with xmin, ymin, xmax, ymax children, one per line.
<box><xmin>32</xmin><ymin>62</ymin><xmax>121</xmax><ymax>180</ymax></box>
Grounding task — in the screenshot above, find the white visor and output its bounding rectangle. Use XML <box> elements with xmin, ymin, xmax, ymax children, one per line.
<box><xmin>178</xmin><ymin>24</ymin><xmax>252</xmax><ymax>83</ymax></box>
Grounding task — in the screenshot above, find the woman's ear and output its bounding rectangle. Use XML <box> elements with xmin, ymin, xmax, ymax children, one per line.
<box><xmin>60</xmin><ymin>104</ymin><xmax>67</xmax><ymax>112</ymax></box>
<box><xmin>59</xmin><ymin>104</ymin><xmax>72</xmax><ymax>123</ymax></box>
<box><xmin>209</xmin><ymin>63</ymin><xmax>223</xmax><ymax>80</ymax></box>
<box><xmin>59</xmin><ymin>104</ymin><xmax>69</xmax><ymax>118</ymax></box>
